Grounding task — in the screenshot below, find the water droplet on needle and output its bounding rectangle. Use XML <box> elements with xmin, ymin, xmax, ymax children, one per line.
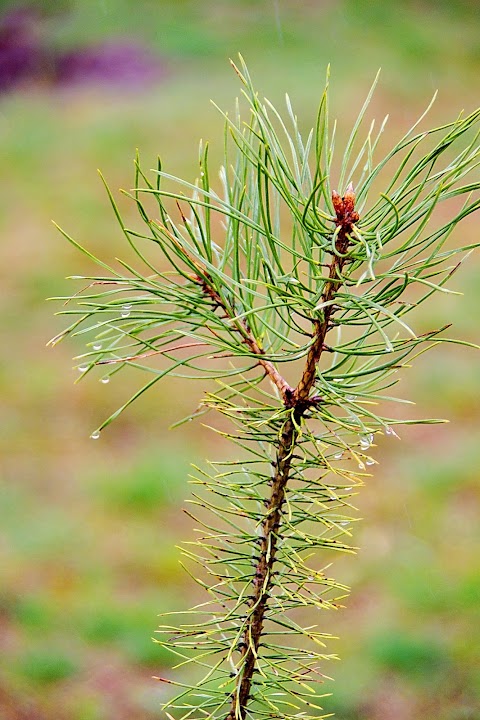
<box><xmin>386</xmin><ymin>425</ymin><xmax>400</xmax><ymax>438</ymax></box>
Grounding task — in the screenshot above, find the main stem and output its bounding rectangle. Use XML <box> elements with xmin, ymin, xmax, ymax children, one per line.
<box><xmin>226</xmin><ymin>189</ymin><xmax>357</xmax><ymax>720</ymax></box>
<box><xmin>225</xmin><ymin>411</ymin><xmax>299</xmax><ymax>720</ymax></box>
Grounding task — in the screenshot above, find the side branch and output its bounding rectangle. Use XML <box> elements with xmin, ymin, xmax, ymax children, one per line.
<box><xmin>158</xmin><ymin>217</ymin><xmax>293</xmax><ymax>401</ymax></box>
<box><xmin>195</xmin><ymin>274</ymin><xmax>293</xmax><ymax>400</ymax></box>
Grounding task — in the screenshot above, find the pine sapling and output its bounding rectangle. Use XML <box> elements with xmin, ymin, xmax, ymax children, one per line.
<box><xmin>51</xmin><ymin>58</ymin><xmax>480</xmax><ymax>719</ymax></box>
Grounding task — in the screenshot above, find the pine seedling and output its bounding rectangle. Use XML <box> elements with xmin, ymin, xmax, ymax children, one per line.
<box><xmin>51</xmin><ymin>57</ymin><xmax>480</xmax><ymax>719</ymax></box>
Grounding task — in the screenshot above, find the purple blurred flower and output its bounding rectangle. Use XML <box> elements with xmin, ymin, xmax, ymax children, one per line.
<box><xmin>0</xmin><ymin>7</ymin><xmax>46</xmax><ymax>92</ymax></box>
<box><xmin>0</xmin><ymin>6</ymin><xmax>167</xmax><ymax>93</ymax></box>
<box><xmin>55</xmin><ymin>41</ymin><xmax>167</xmax><ymax>88</ymax></box>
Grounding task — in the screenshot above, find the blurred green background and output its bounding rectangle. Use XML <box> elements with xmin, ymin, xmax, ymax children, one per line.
<box><xmin>0</xmin><ymin>1</ymin><xmax>479</xmax><ymax>719</ymax></box>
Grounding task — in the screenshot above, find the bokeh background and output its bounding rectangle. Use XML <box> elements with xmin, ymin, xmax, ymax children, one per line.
<box><xmin>0</xmin><ymin>1</ymin><xmax>479</xmax><ymax>719</ymax></box>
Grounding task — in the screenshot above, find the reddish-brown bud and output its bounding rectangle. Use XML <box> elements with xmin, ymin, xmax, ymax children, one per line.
<box><xmin>331</xmin><ymin>190</ymin><xmax>344</xmax><ymax>219</ymax></box>
<box><xmin>343</xmin><ymin>182</ymin><xmax>356</xmax><ymax>215</ymax></box>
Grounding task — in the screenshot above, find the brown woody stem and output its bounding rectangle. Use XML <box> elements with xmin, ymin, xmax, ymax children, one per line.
<box><xmin>226</xmin><ymin>190</ymin><xmax>357</xmax><ymax>720</ymax></box>
<box><xmin>226</xmin><ymin>412</ymin><xmax>299</xmax><ymax>720</ymax></box>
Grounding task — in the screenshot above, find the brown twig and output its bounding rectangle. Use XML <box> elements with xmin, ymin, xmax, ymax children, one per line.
<box><xmin>194</xmin><ymin>274</ymin><xmax>294</xmax><ymax>401</ymax></box>
<box><xmin>97</xmin><ymin>341</ymin><xmax>207</xmax><ymax>365</ymax></box>
<box><xmin>156</xmin><ymin>216</ymin><xmax>295</xmax><ymax>401</ymax></box>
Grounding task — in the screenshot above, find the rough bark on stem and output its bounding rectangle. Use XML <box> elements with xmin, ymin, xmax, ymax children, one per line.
<box><xmin>226</xmin><ymin>413</ymin><xmax>299</xmax><ymax>719</ymax></box>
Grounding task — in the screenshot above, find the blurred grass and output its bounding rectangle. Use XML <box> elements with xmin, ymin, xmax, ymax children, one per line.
<box><xmin>0</xmin><ymin>1</ymin><xmax>479</xmax><ymax>718</ymax></box>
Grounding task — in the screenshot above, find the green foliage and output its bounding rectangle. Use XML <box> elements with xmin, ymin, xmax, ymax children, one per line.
<box><xmin>90</xmin><ymin>443</ymin><xmax>189</xmax><ymax>512</ymax></box>
<box><xmin>368</xmin><ymin>631</ymin><xmax>445</xmax><ymax>678</ymax></box>
<box><xmin>80</xmin><ymin>604</ymin><xmax>169</xmax><ymax>665</ymax></box>
<box><xmin>14</xmin><ymin>595</ymin><xmax>56</xmax><ymax>632</ymax></box>
<box><xmin>52</xmin><ymin>57</ymin><xmax>480</xmax><ymax>719</ymax></box>
<box><xmin>17</xmin><ymin>648</ymin><xmax>78</xmax><ymax>685</ymax></box>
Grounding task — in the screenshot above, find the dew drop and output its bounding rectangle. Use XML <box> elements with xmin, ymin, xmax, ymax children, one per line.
<box><xmin>334</xmin><ymin>452</ymin><xmax>343</xmax><ymax>460</ymax></box>
<box><xmin>121</xmin><ymin>304</ymin><xmax>132</xmax><ymax>318</ymax></box>
<box><xmin>369</xmin><ymin>433</ymin><xmax>374</xmax><ymax>444</ymax></box>
<box><xmin>358</xmin><ymin>462</ymin><xmax>365</xmax><ymax>470</ymax></box>
<box><xmin>339</xmin><ymin>521</ymin><xmax>350</xmax><ymax>526</ymax></box>
<box><xmin>78</xmin><ymin>365</ymin><xmax>88</xmax><ymax>373</ymax></box>
<box><xmin>385</xmin><ymin>425</ymin><xmax>400</xmax><ymax>439</ymax></box>
<box><xmin>93</xmin><ymin>343</ymin><xmax>102</xmax><ymax>351</ymax></box>
<box><xmin>366</xmin><ymin>459</ymin><xmax>375</xmax><ymax>466</ymax></box>
<box><xmin>360</xmin><ymin>436</ymin><xmax>370</xmax><ymax>449</ymax></box>
<box><xmin>200</xmin><ymin>171</ymin><xmax>205</xmax><ymax>177</ymax></box>
<box><xmin>100</xmin><ymin>376</ymin><xmax>110</xmax><ymax>384</ymax></box>
<box><xmin>333</xmin><ymin>378</ymin><xmax>342</xmax><ymax>383</ymax></box>
<box><xmin>90</xmin><ymin>430</ymin><xmax>100</xmax><ymax>440</ymax></box>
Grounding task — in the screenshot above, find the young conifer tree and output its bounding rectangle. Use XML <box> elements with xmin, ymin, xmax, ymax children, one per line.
<box><xmin>51</xmin><ymin>58</ymin><xmax>480</xmax><ymax>719</ymax></box>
